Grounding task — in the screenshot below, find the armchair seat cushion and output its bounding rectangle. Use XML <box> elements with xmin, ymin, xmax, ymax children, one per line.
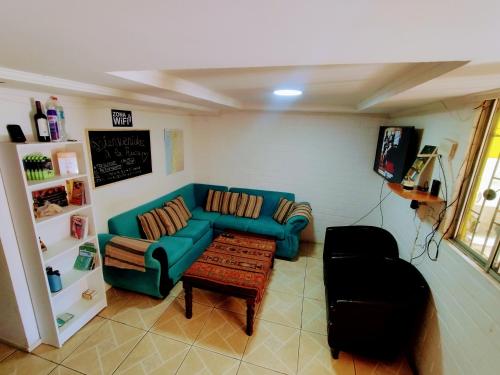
<box><xmin>191</xmin><ymin>206</ymin><xmax>221</xmax><ymax>226</ymax></box>
<box><xmin>247</xmin><ymin>216</ymin><xmax>285</xmax><ymax>239</ymax></box>
<box><xmin>173</xmin><ymin>219</ymin><xmax>210</xmax><ymax>243</ymax></box>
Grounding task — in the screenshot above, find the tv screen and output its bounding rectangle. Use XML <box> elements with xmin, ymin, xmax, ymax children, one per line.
<box><xmin>373</xmin><ymin>126</ymin><xmax>417</xmax><ymax>183</ymax></box>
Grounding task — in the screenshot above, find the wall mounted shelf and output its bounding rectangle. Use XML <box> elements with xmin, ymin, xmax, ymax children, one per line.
<box><xmin>387</xmin><ymin>182</ymin><xmax>444</xmax><ymax>203</ymax></box>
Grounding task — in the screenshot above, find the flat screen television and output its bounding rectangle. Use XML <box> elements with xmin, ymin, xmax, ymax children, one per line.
<box><xmin>373</xmin><ymin>126</ymin><xmax>417</xmax><ymax>183</ymax></box>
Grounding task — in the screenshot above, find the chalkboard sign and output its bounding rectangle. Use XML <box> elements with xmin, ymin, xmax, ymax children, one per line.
<box><xmin>87</xmin><ymin>130</ymin><xmax>152</xmax><ymax>187</ymax></box>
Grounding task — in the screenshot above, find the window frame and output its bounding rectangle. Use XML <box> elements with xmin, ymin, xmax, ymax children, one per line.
<box><xmin>454</xmin><ymin>100</ymin><xmax>500</xmax><ymax>282</ymax></box>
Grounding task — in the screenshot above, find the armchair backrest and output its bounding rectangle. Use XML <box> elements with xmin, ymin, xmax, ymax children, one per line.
<box><xmin>324</xmin><ymin>226</ymin><xmax>399</xmax><ymax>260</ymax></box>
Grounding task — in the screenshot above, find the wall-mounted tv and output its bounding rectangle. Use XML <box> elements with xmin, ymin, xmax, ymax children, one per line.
<box><xmin>373</xmin><ymin>126</ymin><xmax>417</xmax><ymax>183</ymax></box>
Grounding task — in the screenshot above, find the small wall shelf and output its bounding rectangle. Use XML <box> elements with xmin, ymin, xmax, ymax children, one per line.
<box><xmin>387</xmin><ymin>182</ymin><xmax>444</xmax><ymax>203</ymax></box>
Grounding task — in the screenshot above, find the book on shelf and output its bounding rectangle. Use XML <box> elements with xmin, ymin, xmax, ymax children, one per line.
<box><xmin>57</xmin><ymin>152</ymin><xmax>79</xmax><ymax>176</ymax></box>
<box><xmin>67</xmin><ymin>180</ymin><xmax>86</xmax><ymax>205</ymax></box>
<box><xmin>56</xmin><ymin>312</ymin><xmax>74</xmax><ymax>328</ymax></box>
<box><xmin>32</xmin><ymin>186</ymin><xmax>68</xmax><ymax>218</ymax></box>
<box><xmin>70</xmin><ymin>215</ymin><xmax>88</xmax><ymax>240</ymax></box>
<box><xmin>73</xmin><ymin>242</ymin><xmax>97</xmax><ymax>271</ymax></box>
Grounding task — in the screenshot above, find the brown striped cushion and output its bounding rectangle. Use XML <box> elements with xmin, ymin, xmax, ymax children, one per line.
<box><xmin>235</xmin><ymin>193</ymin><xmax>264</xmax><ymax>219</ymax></box>
<box><xmin>105</xmin><ymin>236</ymin><xmax>153</xmax><ymax>272</ymax></box>
<box><xmin>154</xmin><ymin>208</ymin><xmax>177</xmax><ymax>235</ymax></box>
<box><xmin>137</xmin><ymin>210</ymin><xmax>167</xmax><ymax>240</ymax></box>
<box><xmin>205</xmin><ymin>189</ymin><xmax>223</xmax><ymax>212</ymax></box>
<box><xmin>166</xmin><ymin>196</ymin><xmax>192</xmax><ymax>221</ymax></box>
<box><xmin>286</xmin><ymin>202</ymin><xmax>313</xmax><ymax>222</ymax></box>
<box><xmin>220</xmin><ymin>192</ymin><xmax>240</xmax><ymax>215</ymax></box>
<box><xmin>273</xmin><ymin>198</ymin><xmax>295</xmax><ymax>224</ymax></box>
<box><xmin>163</xmin><ymin>205</ymin><xmax>188</xmax><ymax>231</ymax></box>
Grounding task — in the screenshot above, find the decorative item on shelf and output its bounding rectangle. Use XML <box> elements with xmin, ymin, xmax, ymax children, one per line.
<box><xmin>82</xmin><ymin>289</ymin><xmax>97</xmax><ymax>300</ymax></box>
<box><xmin>401</xmin><ymin>145</ymin><xmax>438</xmax><ymax>191</ymax></box>
<box><xmin>46</xmin><ymin>267</ymin><xmax>62</xmax><ymax>293</ymax></box>
<box><xmin>23</xmin><ymin>153</ymin><xmax>55</xmax><ymax>181</ymax></box>
<box><xmin>32</xmin><ymin>185</ymin><xmax>68</xmax><ymax>218</ymax></box>
<box><xmin>39</xmin><ymin>237</ymin><xmax>47</xmax><ymax>252</ymax></box>
<box><xmin>57</xmin><ymin>152</ymin><xmax>78</xmax><ymax>176</ymax></box>
<box><xmin>68</xmin><ymin>180</ymin><xmax>86</xmax><ymax>206</ymax></box>
<box><xmin>56</xmin><ymin>312</ymin><xmax>74</xmax><ymax>328</ymax></box>
<box><xmin>73</xmin><ymin>242</ymin><xmax>96</xmax><ymax>271</ymax></box>
<box><xmin>6</xmin><ymin>124</ymin><xmax>26</xmax><ymax>143</ymax></box>
<box><xmin>70</xmin><ymin>215</ymin><xmax>88</xmax><ymax>240</ymax></box>
<box><xmin>35</xmin><ymin>202</ymin><xmax>63</xmax><ymax>218</ymax></box>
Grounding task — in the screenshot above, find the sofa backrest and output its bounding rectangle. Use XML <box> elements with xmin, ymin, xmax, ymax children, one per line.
<box><xmin>229</xmin><ymin>187</ymin><xmax>295</xmax><ymax>216</ymax></box>
<box><xmin>193</xmin><ymin>183</ymin><xmax>228</xmax><ymax>208</ymax></box>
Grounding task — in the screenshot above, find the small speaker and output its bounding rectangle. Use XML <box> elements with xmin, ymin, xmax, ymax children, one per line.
<box><xmin>6</xmin><ymin>124</ymin><xmax>26</xmax><ymax>143</ymax></box>
<box><xmin>430</xmin><ymin>179</ymin><xmax>441</xmax><ymax>196</ymax></box>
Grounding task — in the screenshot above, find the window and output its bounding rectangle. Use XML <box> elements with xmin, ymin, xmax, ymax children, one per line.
<box><xmin>456</xmin><ymin>102</ymin><xmax>500</xmax><ymax>281</ymax></box>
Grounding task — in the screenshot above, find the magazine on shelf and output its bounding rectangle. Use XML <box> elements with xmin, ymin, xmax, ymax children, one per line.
<box><xmin>57</xmin><ymin>152</ymin><xmax>79</xmax><ymax>176</ymax></box>
<box><xmin>68</xmin><ymin>180</ymin><xmax>86</xmax><ymax>206</ymax></box>
<box><xmin>73</xmin><ymin>242</ymin><xmax>97</xmax><ymax>271</ymax></box>
<box><xmin>70</xmin><ymin>215</ymin><xmax>88</xmax><ymax>240</ymax></box>
<box><xmin>32</xmin><ymin>185</ymin><xmax>68</xmax><ymax>213</ymax></box>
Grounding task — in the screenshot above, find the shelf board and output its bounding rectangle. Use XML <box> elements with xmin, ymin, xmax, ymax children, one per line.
<box><xmin>43</xmin><ymin>235</ymin><xmax>97</xmax><ymax>264</ymax></box>
<box><xmin>35</xmin><ymin>204</ymin><xmax>91</xmax><ymax>225</ymax></box>
<box><xmin>387</xmin><ymin>183</ymin><xmax>444</xmax><ymax>203</ymax></box>
<box><xmin>27</xmin><ymin>173</ymin><xmax>87</xmax><ymax>191</ymax></box>
<box><xmin>51</xmin><ymin>267</ymin><xmax>101</xmax><ymax>302</ymax></box>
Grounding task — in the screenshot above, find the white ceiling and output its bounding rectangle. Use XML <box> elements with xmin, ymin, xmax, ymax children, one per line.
<box><xmin>1</xmin><ymin>1</ymin><xmax>500</xmax><ymax>114</ymax></box>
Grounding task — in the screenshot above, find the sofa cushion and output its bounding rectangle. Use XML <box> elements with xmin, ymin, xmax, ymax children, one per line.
<box><xmin>174</xmin><ymin>219</ymin><xmax>210</xmax><ymax>243</ymax></box>
<box><xmin>273</xmin><ymin>197</ymin><xmax>295</xmax><ymax>224</ymax></box>
<box><xmin>286</xmin><ymin>202</ymin><xmax>312</xmax><ymax>222</ymax></box>
<box><xmin>161</xmin><ymin>236</ymin><xmax>193</xmax><ymax>267</ymax></box>
<box><xmin>205</xmin><ymin>189</ymin><xmax>223</xmax><ymax>212</ymax></box>
<box><xmin>214</xmin><ymin>214</ymin><xmax>254</xmax><ymax>232</ymax></box>
<box><xmin>137</xmin><ymin>210</ymin><xmax>167</xmax><ymax>240</ymax></box>
<box><xmin>220</xmin><ymin>191</ymin><xmax>240</xmax><ymax>215</ymax></box>
<box><xmin>247</xmin><ymin>216</ymin><xmax>286</xmax><ymax>239</ymax></box>
<box><xmin>165</xmin><ymin>196</ymin><xmax>192</xmax><ymax>220</ymax></box>
<box><xmin>229</xmin><ymin>187</ymin><xmax>294</xmax><ymax>216</ymax></box>
<box><xmin>191</xmin><ymin>207</ymin><xmax>221</xmax><ymax>226</ymax></box>
<box><xmin>235</xmin><ymin>193</ymin><xmax>264</xmax><ymax>219</ymax></box>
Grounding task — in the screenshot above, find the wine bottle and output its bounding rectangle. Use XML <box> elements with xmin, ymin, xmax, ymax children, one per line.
<box><xmin>34</xmin><ymin>101</ymin><xmax>50</xmax><ymax>142</ymax></box>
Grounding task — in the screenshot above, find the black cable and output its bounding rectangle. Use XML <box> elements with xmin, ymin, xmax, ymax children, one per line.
<box><xmin>350</xmin><ymin>181</ymin><xmax>392</xmax><ymax>226</ymax></box>
<box><xmin>379</xmin><ymin>177</ymin><xmax>385</xmax><ymax>228</ymax></box>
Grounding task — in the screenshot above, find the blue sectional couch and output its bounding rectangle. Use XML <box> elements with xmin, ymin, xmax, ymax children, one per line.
<box><xmin>98</xmin><ymin>183</ymin><xmax>310</xmax><ymax>298</ymax></box>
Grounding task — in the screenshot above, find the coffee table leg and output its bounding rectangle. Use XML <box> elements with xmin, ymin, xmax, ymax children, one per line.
<box><xmin>184</xmin><ymin>282</ymin><xmax>192</xmax><ymax>319</ymax></box>
<box><xmin>246</xmin><ymin>298</ymin><xmax>256</xmax><ymax>336</ymax></box>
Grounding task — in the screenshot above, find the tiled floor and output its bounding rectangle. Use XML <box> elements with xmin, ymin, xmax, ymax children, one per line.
<box><xmin>0</xmin><ymin>242</ymin><xmax>413</xmax><ymax>375</ymax></box>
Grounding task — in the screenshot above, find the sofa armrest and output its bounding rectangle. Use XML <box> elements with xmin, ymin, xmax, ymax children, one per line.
<box><xmin>285</xmin><ymin>215</ymin><xmax>309</xmax><ymax>234</ymax></box>
<box><xmin>98</xmin><ymin>233</ymin><xmax>169</xmax><ymax>271</ymax></box>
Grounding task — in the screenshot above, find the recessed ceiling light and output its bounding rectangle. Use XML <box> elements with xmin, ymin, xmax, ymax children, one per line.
<box><xmin>273</xmin><ymin>89</ymin><xmax>302</xmax><ymax>97</ymax></box>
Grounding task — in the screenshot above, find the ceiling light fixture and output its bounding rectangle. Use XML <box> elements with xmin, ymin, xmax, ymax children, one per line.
<box><xmin>273</xmin><ymin>89</ymin><xmax>302</xmax><ymax>97</ymax></box>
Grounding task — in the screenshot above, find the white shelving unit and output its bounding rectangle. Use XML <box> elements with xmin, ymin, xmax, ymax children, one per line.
<box><xmin>0</xmin><ymin>141</ymin><xmax>106</xmax><ymax>348</ymax></box>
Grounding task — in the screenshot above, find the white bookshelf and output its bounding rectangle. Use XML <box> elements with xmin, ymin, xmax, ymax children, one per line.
<box><xmin>0</xmin><ymin>141</ymin><xmax>106</xmax><ymax>348</ymax></box>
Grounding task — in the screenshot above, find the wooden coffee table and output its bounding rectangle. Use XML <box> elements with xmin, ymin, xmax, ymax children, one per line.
<box><xmin>182</xmin><ymin>232</ymin><xmax>276</xmax><ymax>335</ymax></box>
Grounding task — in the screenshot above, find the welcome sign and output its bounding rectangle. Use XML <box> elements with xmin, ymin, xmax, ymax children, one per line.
<box><xmin>111</xmin><ymin>109</ymin><xmax>133</xmax><ymax>127</ymax></box>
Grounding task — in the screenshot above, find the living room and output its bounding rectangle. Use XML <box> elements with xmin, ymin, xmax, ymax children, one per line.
<box><xmin>1</xmin><ymin>2</ymin><xmax>500</xmax><ymax>375</ymax></box>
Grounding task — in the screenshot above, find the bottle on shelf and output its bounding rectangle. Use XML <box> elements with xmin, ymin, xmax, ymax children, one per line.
<box><xmin>46</xmin><ymin>105</ymin><xmax>61</xmax><ymax>142</ymax></box>
<box><xmin>34</xmin><ymin>101</ymin><xmax>51</xmax><ymax>142</ymax></box>
<box><xmin>47</xmin><ymin>96</ymin><xmax>67</xmax><ymax>141</ymax></box>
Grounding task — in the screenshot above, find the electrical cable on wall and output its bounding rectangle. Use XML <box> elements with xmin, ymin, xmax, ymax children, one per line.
<box><xmin>351</xmin><ymin>177</ymin><xmax>391</xmax><ymax>226</ymax></box>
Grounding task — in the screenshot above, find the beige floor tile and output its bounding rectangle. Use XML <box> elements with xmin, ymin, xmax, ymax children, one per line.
<box><xmin>353</xmin><ymin>354</ymin><xmax>413</xmax><ymax>375</ymax></box>
<box><xmin>298</xmin><ymin>331</ymin><xmax>355</xmax><ymax>375</ymax></box>
<box><xmin>170</xmin><ymin>281</ymin><xmax>183</xmax><ymax>297</ymax></box>
<box><xmin>195</xmin><ymin>308</ymin><xmax>250</xmax><ymax>359</ymax></box>
<box><xmin>114</xmin><ymin>332</ymin><xmax>190</xmax><ymax>375</ymax></box>
<box><xmin>243</xmin><ymin>319</ymin><xmax>300</xmax><ymax>375</ymax></box>
<box><xmin>305</xmin><ymin>257</ymin><xmax>323</xmax><ymax>281</ymax></box>
<box><xmin>300</xmin><ymin>242</ymin><xmax>323</xmax><ymax>259</ymax></box>
<box><xmin>99</xmin><ymin>288</ymin><xmax>133</xmax><ymax>319</ymax></box>
<box><xmin>33</xmin><ymin>316</ymin><xmax>106</xmax><ymax>363</ymax></box>
<box><xmin>274</xmin><ymin>257</ymin><xmax>306</xmax><ymax>275</ymax></box>
<box><xmin>151</xmin><ymin>298</ymin><xmax>213</xmax><ymax>344</ymax></box>
<box><xmin>267</xmin><ymin>269</ymin><xmax>305</xmax><ymax>296</ymax></box>
<box><xmin>109</xmin><ymin>294</ymin><xmax>174</xmax><ymax>330</ymax></box>
<box><xmin>303</xmin><ymin>275</ymin><xmax>325</xmax><ymax>301</ymax></box>
<box><xmin>49</xmin><ymin>366</ymin><xmax>82</xmax><ymax>375</ymax></box>
<box><xmin>0</xmin><ymin>351</ymin><xmax>56</xmax><ymax>375</ymax></box>
<box><xmin>257</xmin><ymin>290</ymin><xmax>303</xmax><ymax>329</ymax></box>
<box><xmin>0</xmin><ymin>342</ymin><xmax>16</xmax><ymax>362</ymax></box>
<box><xmin>176</xmin><ymin>346</ymin><xmax>240</xmax><ymax>375</ymax></box>
<box><xmin>301</xmin><ymin>298</ymin><xmax>327</xmax><ymax>335</ymax></box>
<box><xmin>177</xmin><ymin>288</ymin><xmax>225</xmax><ymax>307</ymax></box>
<box><xmin>62</xmin><ymin>320</ymin><xmax>145</xmax><ymax>375</ymax></box>
<box><xmin>238</xmin><ymin>362</ymin><xmax>287</xmax><ymax>375</ymax></box>
<box><xmin>216</xmin><ymin>295</ymin><xmax>254</xmax><ymax>315</ymax></box>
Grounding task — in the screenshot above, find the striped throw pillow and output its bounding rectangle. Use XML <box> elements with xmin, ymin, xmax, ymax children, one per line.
<box><xmin>164</xmin><ymin>205</ymin><xmax>188</xmax><ymax>230</ymax></box>
<box><xmin>235</xmin><ymin>193</ymin><xmax>264</xmax><ymax>219</ymax></box>
<box><xmin>137</xmin><ymin>210</ymin><xmax>167</xmax><ymax>240</ymax></box>
<box><xmin>165</xmin><ymin>196</ymin><xmax>192</xmax><ymax>221</ymax></box>
<box><xmin>273</xmin><ymin>198</ymin><xmax>295</xmax><ymax>224</ymax></box>
<box><xmin>220</xmin><ymin>192</ymin><xmax>240</xmax><ymax>215</ymax></box>
<box><xmin>205</xmin><ymin>189</ymin><xmax>223</xmax><ymax>212</ymax></box>
<box><xmin>286</xmin><ymin>202</ymin><xmax>313</xmax><ymax>223</ymax></box>
<box><xmin>154</xmin><ymin>208</ymin><xmax>178</xmax><ymax>235</ymax></box>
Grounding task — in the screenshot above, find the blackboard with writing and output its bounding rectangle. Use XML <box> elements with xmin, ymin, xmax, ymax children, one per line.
<box><xmin>87</xmin><ymin>130</ymin><xmax>152</xmax><ymax>187</ymax></box>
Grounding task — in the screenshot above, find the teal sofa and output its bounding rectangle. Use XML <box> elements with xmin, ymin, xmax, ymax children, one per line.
<box><xmin>98</xmin><ymin>183</ymin><xmax>310</xmax><ymax>298</ymax></box>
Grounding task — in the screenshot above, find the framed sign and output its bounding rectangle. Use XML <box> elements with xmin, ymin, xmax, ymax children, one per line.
<box><xmin>87</xmin><ymin>129</ymin><xmax>152</xmax><ymax>187</ymax></box>
<box><xmin>111</xmin><ymin>109</ymin><xmax>133</xmax><ymax>127</ymax></box>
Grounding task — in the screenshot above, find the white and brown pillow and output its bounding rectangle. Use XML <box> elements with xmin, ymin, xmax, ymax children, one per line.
<box><xmin>165</xmin><ymin>196</ymin><xmax>192</xmax><ymax>221</ymax></box>
<box><xmin>154</xmin><ymin>205</ymin><xmax>187</xmax><ymax>236</ymax></box>
<box><xmin>286</xmin><ymin>202</ymin><xmax>313</xmax><ymax>222</ymax></box>
<box><xmin>205</xmin><ymin>189</ymin><xmax>224</xmax><ymax>212</ymax></box>
<box><xmin>273</xmin><ymin>197</ymin><xmax>295</xmax><ymax>224</ymax></box>
<box><xmin>138</xmin><ymin>210</ymin><xmax>167</xmax><ymax>240</ymax></box>
<box><xmin>235</xmin><ymin>193</ymin><xmax>264</xmax><ymax>219</ymax></box>
<box><xmin>220</xmin><ymin>192</ymin><xmax>240</xmax><ymax>215</ymax></box>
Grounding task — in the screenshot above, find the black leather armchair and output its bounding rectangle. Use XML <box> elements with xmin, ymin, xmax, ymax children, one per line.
<box><xmin>324</xmin><ymin>226</ymin><xmax>429</xmax><ymax>359</ymax></box>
